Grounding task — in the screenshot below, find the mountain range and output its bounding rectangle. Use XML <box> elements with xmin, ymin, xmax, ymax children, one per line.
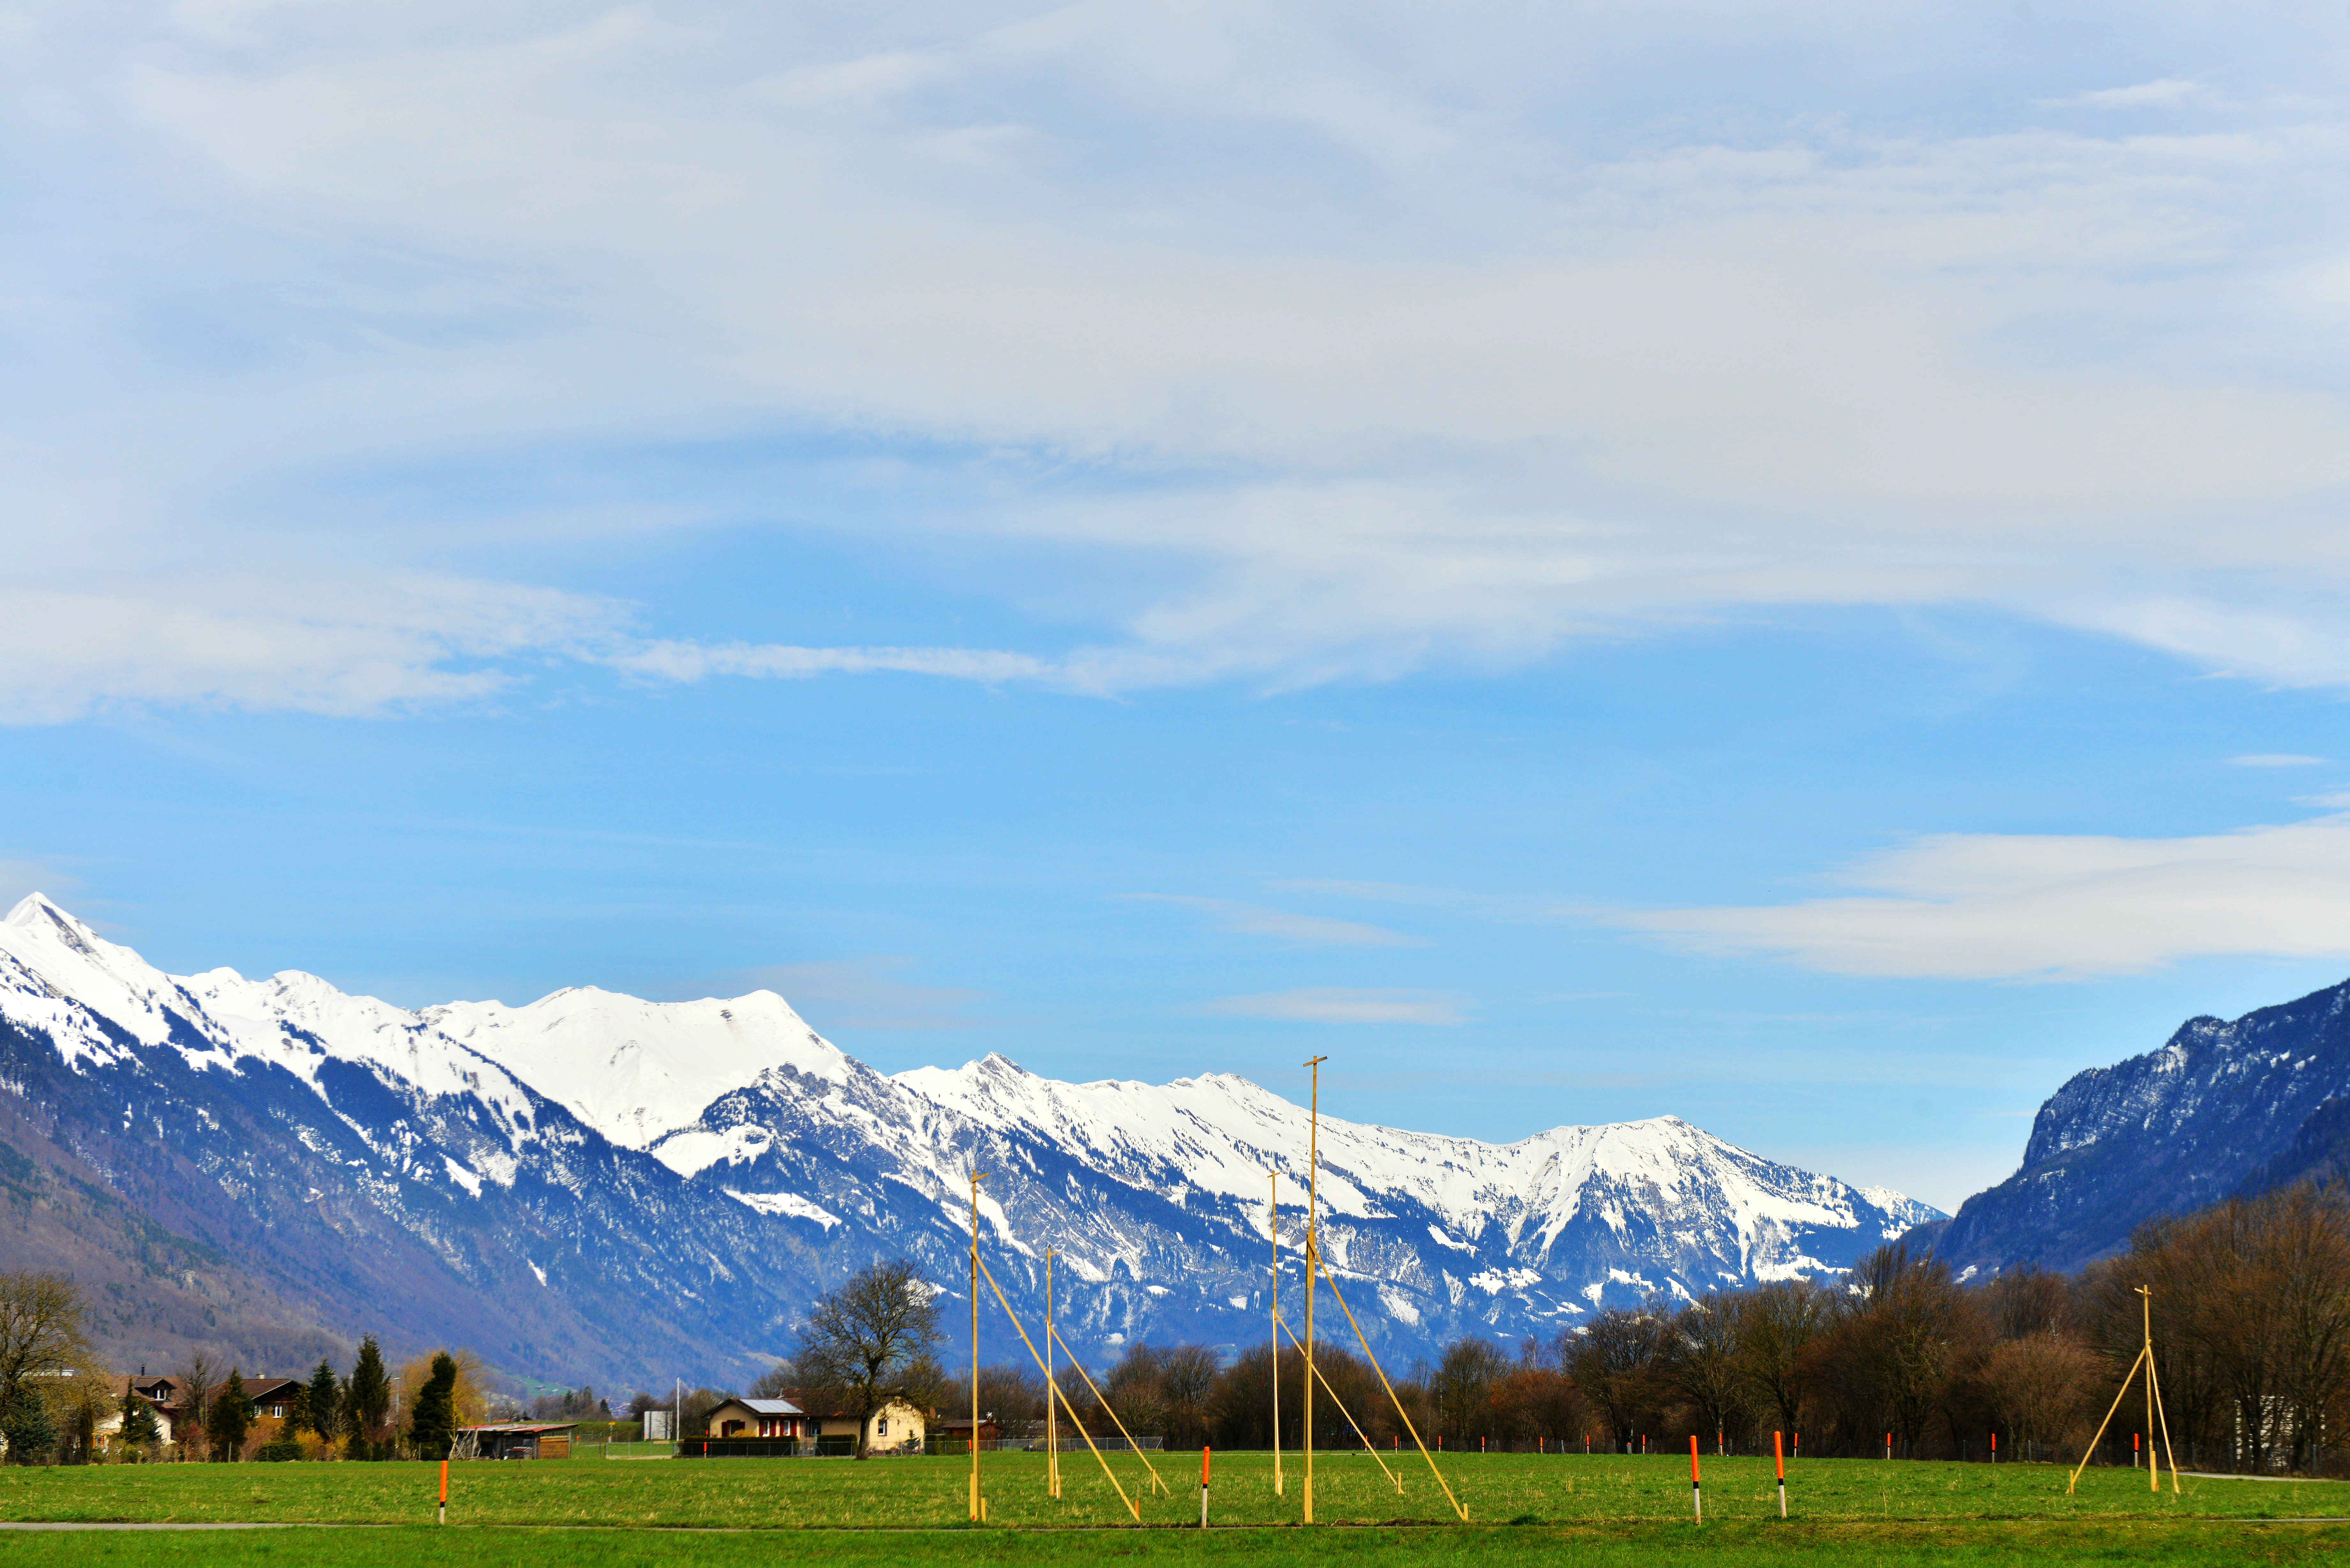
<box><xmin>1917</xmin><ymin>974</ymin><xmax>2350</xmax><ymax>1277</ymax></box>
<box><xmin>0</xmin><ymin>894</ymin><xmax>1936</xmax><ymax>1389</ymax></box>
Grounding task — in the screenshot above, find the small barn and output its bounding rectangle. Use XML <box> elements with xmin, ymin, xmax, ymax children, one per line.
<box><xmin>455</xmin><ymin>1422</ymin><xmax>576</xmax><ymax>1459</ymax></box>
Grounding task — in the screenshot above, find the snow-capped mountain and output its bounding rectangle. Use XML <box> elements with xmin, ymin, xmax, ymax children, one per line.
<box><xmin>1920</xmin><ymin>973</ymin><xmax>2350</xmax><ymax>1276</ymax></box>
<box><xmin>0</xmin><ymin>895</ymin><xmax>1936</xmax><ymax>1385</ymax></box>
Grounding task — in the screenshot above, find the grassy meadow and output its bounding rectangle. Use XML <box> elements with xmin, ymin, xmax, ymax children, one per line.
<box><xmin>5</xmin><ymin>1520</ymin><xmax>2350</xmax><ymax>1568</ymax></box>
<box><xmin>0</xmin><ymin>1450</ymin><xmax>2343</xmax><ymax>1531</ymax></box>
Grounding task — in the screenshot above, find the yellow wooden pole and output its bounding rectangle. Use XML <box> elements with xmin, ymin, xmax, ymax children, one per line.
<box><xmin>969</xmin><ymin>1169</ymin><xmax>987</xmax><ymax>1523</ymax></box>
<box><xmin>1303</xmin><ymin>1054</ymin><xmax>1325</xmax><ymax>1525</ymax></box>
<box><xmin>1313</xmin><ymin>1248</ymin><xmax>1469</xmax><ymax>1520</ymax></box>
<box><xmin>1269</xmin><ymin>1167</ymin><xmax>1283</xmax><ymax>1498</ymax></box>
<box><xmin>2068</xmin><ymin>1343</ymin><xmax>2150</xmax><ymax>1495</ymax></box>
<box><xmin>1050</xmin><ymin>1327</ymin><xmax>1169</xmax><ymax>1495</ymax></box>
<box><xmin>2142</xmin><ymin>1286</ymin><xmax>2156</xmax><ymax>1494</ymax></box>
<box><xmin>1046</xmin><ymin>1249</ymin><xmax>1060</xmax><ymax>1498</ymax></box>
<box><xmin>2145</xmin><ymin>1289</ymin><xmax>2182</xmax><ymax>1495</ymax></box>
<box><xmin>1273</xmin><ymin>1307</ymin><xmax>1402</xmax><ymax>1492</ymax></box>
<box><xmin>973</xmin><ymin>1254</ymin><xmax>1140</xmax><ymax>1522</ymax></box>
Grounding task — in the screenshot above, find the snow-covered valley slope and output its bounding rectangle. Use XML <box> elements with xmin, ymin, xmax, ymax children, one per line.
<box><xmin>0</xmin><ymin>894</ymin><xmax>1936</xmax><ymax>1383</ymax></box>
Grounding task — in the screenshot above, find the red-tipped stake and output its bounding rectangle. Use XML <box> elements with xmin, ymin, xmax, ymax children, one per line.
<box><xmin>438</xmin><ymin>1459</ymin><xmax>448</xmax><ymax>1526</ymax></box>
<box><xmin>1200</xmin><ymin>1446</ymin><xmax>1211</xmax><ymax>1529</ymax></box>
<box><xmin>1773</xmin><ymin>1431</ymin><xmax>1786</xmax><ymax>1519</ymax></box>
<box><xmin>1689</xmin><ymin>1435</ymin><xmax>1702</xmax><ymax>1523</ymax></box>
<box><xmin>1885</xmin><ymin>1431</ymin><xmax>1892</xmax><ymax>1461</ymax></box>
<box><xmin>1990</xmin><ymin>1431</ymin><xmax>1997</xmax><ymax>1466</ymax></box>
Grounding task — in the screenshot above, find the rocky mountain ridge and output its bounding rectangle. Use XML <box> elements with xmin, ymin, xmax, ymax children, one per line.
<box><xmin>0</xmin><ymin>894</ymin><xmax>1937</xmax><ymax>1386</ymax></box>
<box><xmin>1919</xmin><ymin>974</ymin><xmax>2350</xmax><ymax>1276</ymax></box>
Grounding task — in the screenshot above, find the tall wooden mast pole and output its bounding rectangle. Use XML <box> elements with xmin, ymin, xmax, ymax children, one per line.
<box><xmin>1269</xmin><ymin>1167</ymin><xmax>1283</xmax><ymax>1497</ymax></box>
<box><xmin>1303</xmin><ymin>1055</ymin><xmax>1326</xmax><ymax>1526</ymax></box>
<box><xmin>2141</xmin><ymin>1287</ymin><xmax>2156</xmax><ymax>1495</ymax></box>
<box><xmin>1046</xmin><ymin>1249</ymin><xmax>1060</xmax><ymax>1498</ymax></box>
<box><xmin>969</xmin><ymin>1169</ymin><xmax>988</xmax><ymax>1522</ymax></box>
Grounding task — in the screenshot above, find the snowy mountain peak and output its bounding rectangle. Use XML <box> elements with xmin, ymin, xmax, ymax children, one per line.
<box><xmin>0</xmin><ymin>898</ymin><xmax>1945</xmax><ymax>1366</ymax></box>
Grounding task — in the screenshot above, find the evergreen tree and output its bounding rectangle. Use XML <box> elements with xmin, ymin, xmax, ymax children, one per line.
<box><xmin>407</xmin><ymin>1353</ymin><xmax>458</xmax><ymax>1461</ymax></box>
<box><xmin>206</xmin><ymin>1369</ymin><xmax>251</xmax><ymax>1461</ymax></box>
<box><xmin>0</xmin><ymin>1388</ymin><xmax>56</xmax><ymax>1465</ymax></box>
<box><xmin>345</xmin><ymin>1337</ymin><xmax>390</xmax><ymax>1459</ymax></box>
<box><xmin>303</xmin><ymin>1360</ymin><xmax>339</xmax><ymax>1441</ymax></box>
<box><xmin>118</xmin><ymin>1383</ymin><xmax>160</xmax><ymax>1449</ymax></box>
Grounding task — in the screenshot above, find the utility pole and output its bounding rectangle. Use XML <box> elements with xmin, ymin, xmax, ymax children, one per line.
<box><xmin>1046</xmin><ymin>1248</ymin><xmax>1060</xmax><ymax>1498</ymax></box>
<box><xmin>969</xmin><ymin>1168</ymin><xmax>988</xmax><ymax>1522</ymax></box>
<box><xmin>1268</xmin><ymin>1167</ymin><xmax>1283</xmax><ymax>1498</ymax></box>
<box><xmin>1302</xmin><ymin>1055</ymin><xmax>1326</xmax><ymax>1526</ymax></box>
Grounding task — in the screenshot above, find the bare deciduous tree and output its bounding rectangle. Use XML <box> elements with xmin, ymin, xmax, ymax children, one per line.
<box><xmin>1734</xmin><ymin>1278</ymin><xmax>1827</xmax><ymax>1439</ymax></box>
<box><xmin>1562</xmin><ymin>1307</ymin><xmax>1663</xmax><ymax>1450</ymax></box>
<box><xmin>796</xmin><ymin>1260</ymin><xmax>943</xmax><ymax>1459</ymax></box>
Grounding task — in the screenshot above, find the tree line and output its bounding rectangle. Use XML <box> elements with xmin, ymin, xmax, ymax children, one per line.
<box><xmin>938</xmin><ymin>1180</ymin><xmax>2350</xmax><ymax>1470</ymax></box>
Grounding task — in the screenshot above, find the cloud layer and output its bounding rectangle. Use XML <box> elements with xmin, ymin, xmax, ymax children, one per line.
<box><xmin>1199</xmin><ymin>988</ymin><xmax>1466</xmax><ymax>1024</ymax></box>
<box><xmin>1622</xmin><ymin>811</ymin><xmax>2350</xmax><ymax>979</ymax></box>
<box><xmin>10</xmin><ymin>4</ymin><xmax>2350</xmax><ymax>713</ymax></box>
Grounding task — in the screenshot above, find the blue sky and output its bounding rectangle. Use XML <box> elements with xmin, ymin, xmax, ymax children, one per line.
<box><xmin>8</xmin><ymin>2</ymin><xmax>2350</xmax><ymax>1210</ymax></box>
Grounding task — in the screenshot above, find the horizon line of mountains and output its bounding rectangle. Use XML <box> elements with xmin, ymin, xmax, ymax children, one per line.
<box><xmin>3</xmin><ymin>892</ymin><xmax>2344</xmax><ymax>1391</ymax></box>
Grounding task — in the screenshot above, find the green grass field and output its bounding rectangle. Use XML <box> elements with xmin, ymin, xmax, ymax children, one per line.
<box><xmin>1</xmin><ymin>1521</ymin><xmax>2347</xmax><ymax>1568</ymax></box>
<box><xmin>0</xmin><ymin>1451</ymin><xmax>2342</xmax><ymax>1533</ymax></box>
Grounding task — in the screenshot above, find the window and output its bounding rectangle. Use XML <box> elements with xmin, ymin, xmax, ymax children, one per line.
<box><xmin>877</xmin><ymin>1418</ymin><xmax>888</xmax><ymax>1436</ymax></box>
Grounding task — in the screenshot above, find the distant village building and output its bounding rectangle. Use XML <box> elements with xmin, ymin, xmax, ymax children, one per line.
<box><xmin>703</xmin><ymin>1397</ymin><xmax>803</xmax><ymax>1441</ymax></box>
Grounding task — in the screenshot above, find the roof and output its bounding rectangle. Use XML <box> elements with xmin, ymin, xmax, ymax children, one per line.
<box><xmin>729</xmin><ymin>1398</ymin><xmax>802</xmax><ymax>1416</ymax></box>
<box><xmin>456</xmin><ymin>1423</ymin><xmax>579</xmax><ymax>1435</ymax></box>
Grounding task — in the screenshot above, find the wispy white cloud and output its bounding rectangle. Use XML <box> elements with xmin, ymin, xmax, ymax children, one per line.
<box><xmin>1199</xmin><ymin>988</ymin><xmax>1466</xmax><ymax>1024</ymax></box>
<box><xmin>2044</xmin><ymin>78</ymin><xmax>2210</xmax><ymax>110</ymax></box>
<box><xmin>0</xmin><ymin>575</ymin><xmax>619</xmax><ymax>723</ymax></box>
<box><xmin>2229</xmin><ymin>753</ymin><xmax>2326</xmax><ymax>768</ymax></box>
<box><xmin>1123</xmin><ymin>894</ymin><xmax>1416</xmax><ymax>947</ymax></box>
<box><xmin>607</xmin><ymin>641</ymin><xmax>1058</xmax><ymax>687</ymax></box>
<box><xmin>1618</xmin><ymin>810</ymin><xmax>2350</xmax><ymax>979</ymax></box>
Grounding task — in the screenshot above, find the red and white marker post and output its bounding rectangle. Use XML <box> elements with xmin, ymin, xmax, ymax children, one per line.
<box><xmin>1885</xmin><ymin>1431</ymin><xmax>1893</xmax><ymax>1460</ymax></box>
<box><xmin>1990</xmin><ymin>1431</ymin><xmax>1997</xmax><ymax>1465</ymax></box>
<box><xmin>438</xmin><ymin>1459</ymin><xmax>449</xmax><ymax>1525</ymax></box>
<box><xmin>1200</xmin><ymin>1446</ymin><xmax>1211</xmax><ymax>1529</ymax></box>
<box><xmin>1689</xmin><ymin>1435</ymin><xmax>1702</xmax><ymax>1523</ymax></box>
<box><xmin>1773</xmin><ymin>1430</ymin><xmax>1787</xmax><ymax>1519</ymax></box>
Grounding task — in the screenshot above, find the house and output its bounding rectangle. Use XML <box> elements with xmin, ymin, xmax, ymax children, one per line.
<box><xmin>231</xmin><ymin>1378</ymin><xmax>306</xmax><ymax>1422</ymax></box>
<box><xmin>122</xmin><ymin>1376</ymin><xmax>188</xmax><ymax>1444</ymax></box>
<box><xmin>802</xmin><ymin>1397</ymin><xmax>928</xmax><ymax>1454</ymax></box>
<box><xmin>455</xmin><ymin>1422</ymin><xmax>576</xmax><ymax>1459</ymax></box>
<box><xmin>703</xmin><ymin>1397</ymin><xmax>803</xmax><ymax>1441</ymax></box>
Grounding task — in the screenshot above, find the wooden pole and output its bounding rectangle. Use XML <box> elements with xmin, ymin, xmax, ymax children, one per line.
<box><xmin>1050</xmin><ymin>1327</ymin><xmax>1169</xmax><ymax>1495</ymax></box>
<box><xmin>1311</xmin><ymin>1248</ymin><xmax>1468</xmax><ymax>1520</ymax></box>
<box><xmin>1303</xmin><ymin>1054</ymin><xmax>1325</xmax><ymax>1525</ymax></box>
<box><xmin>1268</xmin><ymin>1167</ymin><xmax>1283</xmax><ymax>1498</ymax></box>
<box><xmin>969</xmin><ymin>1169</ymin><xmax>987</xmax><ymax>1522</ymax></box>
<box><xmin>1046</xmin><ymin>1249</ymin><xmax>1059</xmax><ymax>1498</ymax></box>
<box><xmin>2146</xmin><ymin>1300</ymin><xmax>2182</xmax><ymax>1495</ymax></box>
<box><xmin>2068</xmin><ymin>1342</ymin><xmax>2150</xmax><ymax>1494</ymax></box>
<box><xmin>972</xmin><ymin>1254</ymin><xmax>1141</xmax><ymax>1522</ymax></box>
<box><xmin>2142</xmin><ymin>1286</ymin><xmax>2156</xmax><ymax>1494</ymax></box>
<box><xmin>1272</xmin><ymin>1307</ymin><xmax>1402</xmax><ymax>1492</ymax></box>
